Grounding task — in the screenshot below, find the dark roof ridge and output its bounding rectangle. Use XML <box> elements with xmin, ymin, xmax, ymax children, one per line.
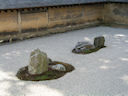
<box><xmin>0</xmin><ymin>0</ymin><xmax>127</xmax><ymax>10</ymax></box>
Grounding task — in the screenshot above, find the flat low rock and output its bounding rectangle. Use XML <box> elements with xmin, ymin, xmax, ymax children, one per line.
<box><xmin>73</xmin><ymin>41</ymin><xmax>95</xmax><ymax>53</ymax></box>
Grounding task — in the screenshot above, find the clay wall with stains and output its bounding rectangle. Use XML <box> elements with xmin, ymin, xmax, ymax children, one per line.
<box><xmin>103</xmin><ymin>3</ymin><xmax>128</xmax><ymax>26</ymax></box>
<box><xmin>0</xmin><ymin>3</ymin><xmax>127</xmax><ymax>42</ymax></box>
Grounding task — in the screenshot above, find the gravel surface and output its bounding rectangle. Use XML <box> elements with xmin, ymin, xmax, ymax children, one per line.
<box><xmin>0</xmin><ymin>26</ymin><xmax>128</xmax><ymax>96</ymax></box>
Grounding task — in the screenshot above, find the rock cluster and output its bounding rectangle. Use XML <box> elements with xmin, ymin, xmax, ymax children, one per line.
<box><xmin>28</xmin><ymin>49</ymin><xmax>67</xmax><ymax>75</ymax></box>
<box><xmin>16</xmin><ymin>49</ymin><xmax>74</xmax><ymax>81</ymax></box>
<box><xmin>72</xmin><ymin>36</ymin><xmax>105</xmax><ymax>54</ymax></box>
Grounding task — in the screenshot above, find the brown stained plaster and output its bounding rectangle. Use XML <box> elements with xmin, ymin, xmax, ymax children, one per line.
<box><xmin>0</xmin><ymin>3</ymin><xmax>128</xmax><ymax>43</ymax></box>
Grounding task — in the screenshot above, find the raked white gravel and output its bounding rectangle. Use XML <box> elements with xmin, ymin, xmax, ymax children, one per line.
<box><xmin>0</xmin><ymin>26</ymin><xmax>128</xmax><ymax>96</ymax></box>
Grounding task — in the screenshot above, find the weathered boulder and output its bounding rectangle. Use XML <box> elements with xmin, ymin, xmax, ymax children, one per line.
<box><xmin>94</xmin><ymin>36</ymin><xmax>105</xmax><ymax>48</ymax></box>
<box><xmin>73</xmin><ymin>41</ymin><xmax>95</xmax><ymax>53</ymax></box>
<box><xmin>49</xmin><ymin>64</ymin><xmax>66</xmax><ymax>71</ymax></box>
<box><xmin>28</xmin><ymin>49</ymin><xmax>49</xmax><ymax>75</ymax></box>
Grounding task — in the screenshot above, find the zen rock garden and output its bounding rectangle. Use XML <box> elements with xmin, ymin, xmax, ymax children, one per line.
<box><xmin>72</xmin><ymin>36</ymin><xmax>106</xmax><ymax>54</ymax></box>
<box><xmin>16</xmin><ymin>49</ymin><xmax>75</xmax><ymax>81</ymax></box>
<box><xmin>16</xmin><ymin>36</ymin><xmax>105</xmax><ymax>81</ymax></box>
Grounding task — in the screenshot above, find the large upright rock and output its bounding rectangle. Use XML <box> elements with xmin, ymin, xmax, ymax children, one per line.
<box><xmin>28</xmin><ymin>49</ymin><xmax>49</xmax><ymax>75</ymax></box>
<box><xmin>94</xmin><ymin>36</ymin><xmax>105</xmax><ymax>48</ymax></box>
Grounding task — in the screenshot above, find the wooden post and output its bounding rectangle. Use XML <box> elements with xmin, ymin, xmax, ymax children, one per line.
<box><xmin>17</xmin><ymin>10</ymin><xmax>22</xmax><ymax>40</ymax></box>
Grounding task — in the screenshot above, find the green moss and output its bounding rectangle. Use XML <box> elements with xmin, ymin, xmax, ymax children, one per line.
<box><xmin>83</xmin><ymin>47</ymin><xmax>100</xmax><ymax>54</ymax></box>
<box><xmin>72</xmin><ymin>46</ymin><xmax>106</xmax><ymax>54</ymax></box>
<box><xmin>34</xmin><ymin>70</ymin><xmax>65</xmax><ymax>81</ymax></box>
<box><xmin>35</xmin><ymin>75</ymin><xmax>49</xmax><ymax>80</ymax></box>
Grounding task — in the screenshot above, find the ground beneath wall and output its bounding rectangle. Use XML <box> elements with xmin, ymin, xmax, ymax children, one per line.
<box><xmin>0</xmin><ymin>26</ymin><xmax>128</xmax><ymax>96</ymax></box>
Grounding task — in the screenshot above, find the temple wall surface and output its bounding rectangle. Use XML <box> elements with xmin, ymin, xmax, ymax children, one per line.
<box><xmin>103</xmin><ymin>3</ymin><xmax>128</xmax><ymax>26</ymax></box>
<box><xmin>0</xmin><ymin>4</ymin><xmax>102</xmax><ymax>42</ymax></box>
<box><xmin>0</xmin><ymin>3</ymin><xmax>127</xmax><ymax>43</ymax></box>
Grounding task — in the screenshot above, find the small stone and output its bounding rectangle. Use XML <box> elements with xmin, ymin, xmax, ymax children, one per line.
<box><xmin>28</xmin><ymin>49</ymin><xmax>49</xmax><ymax>75</ymax></box>
<box><xmin>49</xmin><ymin>64</ymin><xmax>66</xmax><ymax>71</ymax></box>
<box><xmin>94</xmin><ymin>36</ymin><xmax>105</xmax><ymax>48</ymax></box>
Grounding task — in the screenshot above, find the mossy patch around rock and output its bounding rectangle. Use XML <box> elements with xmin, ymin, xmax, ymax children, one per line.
<box><xmin>72</xmin><ymin>36</ymin><xmax>106</xmax><ymax>54</ymax></box>
<box><xmin>16</xmin><ymin>61</ymin><xmax>75</xmax><ymax>81</ymax></box>
<box><xmin>72</xmin><ymin>46</ymin><xmax>106</xmax><ymax>54</ymax></box>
